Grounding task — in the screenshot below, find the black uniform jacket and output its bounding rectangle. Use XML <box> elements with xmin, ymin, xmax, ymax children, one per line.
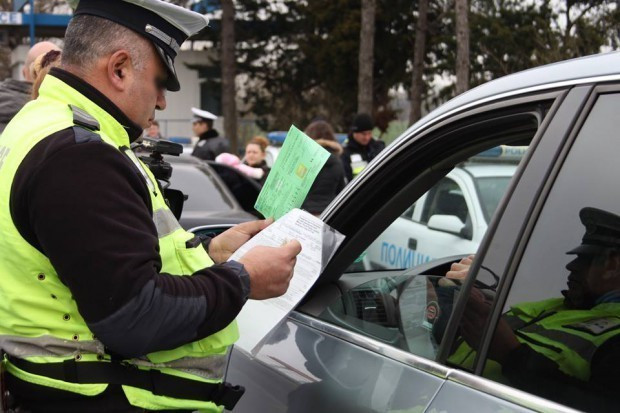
<box><xmin>191</xmin><ymin>129</ymin><xmax>230</xmax><ymax>161</ymax></box>
<box><xmin>340</xmin><ymin>137</ymin><xmax>385</xmax><ymax>182</ymax></box>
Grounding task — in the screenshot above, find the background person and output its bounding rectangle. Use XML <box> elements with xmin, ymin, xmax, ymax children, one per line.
<box><xmin>301</xmin><ymin>120</ymin><xmax>346</xmax><ymax>215</ymax></box>
<box><xmin>340</xmin><ymin>113</ymin><xmax>385</xmax><ymax>181</ymax></box>
<box><xmin>143</xmin><ymin>119</ymin><xmax>164</xmax><ymax>140</ymax></box>
<box><xmin>191</xmin><ymin>106</ymin><xmax>229</xmax><ymax>160</ymax></box>
<box><xmin>216</xmin><ymin>152</ymin><xmax>266</xmax><ymax>182</ymax></box>
<box><xmin>0</xmin><ymin>1</ymin><xmax>301</xmax><ymax>411</ymax></box>
<box><xmin>243</xmin><ymin>135</ymin><xmax>270</xmax><ymax>185</ymax></box>
<box><xmin>0</xmin><ymin>41</ymin><xmax>60</xmax><ymax>132</ymax></box>
<box><xmin>30</xmin><ymin>49</ymin><xmax>62</xmax><ymax>100</ymax></box>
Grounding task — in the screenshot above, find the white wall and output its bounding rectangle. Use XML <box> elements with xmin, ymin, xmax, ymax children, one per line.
<box><xmin>156</xmin><ymin>48</ymin><xmax>223</xmax><ymax>139</ymax></box>
<box><xmin>11</xmin><ymin>44</ymin><xmax>29</xmax><ymax>80</ymax></box>
<box><xmin>10</xmin><ymin>43</ymin><xmax>221</xmax><ymax>139</ymax></box>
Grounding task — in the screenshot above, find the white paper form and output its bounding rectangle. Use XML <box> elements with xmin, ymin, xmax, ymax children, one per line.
<box><xmin>228</xmin><ymin>209</ymin><xmax>345</xmax><ymax>355</ymax></box>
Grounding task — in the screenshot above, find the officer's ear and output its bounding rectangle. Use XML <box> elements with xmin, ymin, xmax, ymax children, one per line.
<box><xmin>107</xmin><ymin>49</ymin><xmax>132</xmax><ymax>91</ymax></box>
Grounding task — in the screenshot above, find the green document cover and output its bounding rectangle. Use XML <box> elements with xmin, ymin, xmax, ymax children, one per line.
<box><xmin>254</xmin><ymin>125</ymin><xmax>330</xmax><ymax>219</ymax></box>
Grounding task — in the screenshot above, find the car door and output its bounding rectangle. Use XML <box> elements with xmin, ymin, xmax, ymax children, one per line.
<box><xmin>430</xmin><ymin>84</ymin><xmax>602</xmax><ymax>412</ymax></box>
<box><xmin>225</xmin><ymin>89</ymin><xmax>569</xmax><ymax>413</ymax></box>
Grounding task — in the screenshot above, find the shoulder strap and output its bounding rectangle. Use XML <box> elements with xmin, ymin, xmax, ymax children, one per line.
<box><xmin>69</xmin><ymin>104</ymin><xmax>100</xmax><ymax>132</ymax></box>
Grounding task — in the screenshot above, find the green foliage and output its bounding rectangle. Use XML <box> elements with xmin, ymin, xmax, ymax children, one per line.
<box><xmin>219</xmin><ymin>0</ymin><xmax>618</xmax><ymax>131</ymax></box>
<box><xmin>234</xmin><ymin>0</ymin><xmax>415</xmax><ymax>131</ymax></box>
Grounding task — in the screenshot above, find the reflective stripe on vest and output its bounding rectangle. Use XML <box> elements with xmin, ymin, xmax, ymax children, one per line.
<box><xmin>0</xmin><ymin>74</ymin><xmax>238</xmax><ymax>411</ymax></box>
<box><xmin>449</xmin><ymin>298</ymin><xmax>620</xmax><ymax>382</ymax></box>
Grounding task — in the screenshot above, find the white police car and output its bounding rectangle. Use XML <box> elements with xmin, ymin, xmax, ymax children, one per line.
<box><xmin>364</xmin><ymin>146</ymin><xmax>525</xmax><ymax>269</ymax></box>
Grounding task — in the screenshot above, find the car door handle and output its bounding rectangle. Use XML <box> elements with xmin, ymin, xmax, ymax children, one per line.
<box><xmin>408</xmin><ymin>238</ymin><xmax>417</xmax><ymax>250</ymax></box>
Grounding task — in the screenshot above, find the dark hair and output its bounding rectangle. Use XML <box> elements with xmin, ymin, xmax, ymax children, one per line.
<box><xmin>247</xmin><ymin>136</ymin><xmax>269</xmax><ymax>153</ymax></box>
<box><xmin>304</xmin><ymin>120</ymin><xmax>336</xmax><ymax>141</ymax></box>
<box><xmin>351</xmin><ymin>113</ymin><xmax>374</xmax><ymax>133</ymax></box>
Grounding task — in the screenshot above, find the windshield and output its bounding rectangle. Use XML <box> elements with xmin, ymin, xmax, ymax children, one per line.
<box><xmin>475</xmin><ymin>176</ymin><xmax>512</xmax><ymax>223</ymax></box>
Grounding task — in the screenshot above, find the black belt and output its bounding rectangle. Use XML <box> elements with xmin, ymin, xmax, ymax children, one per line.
<box><xmin>7</xmin><ymin>356</ymin><xmax>244</xmax><ymax>410</ymax></box>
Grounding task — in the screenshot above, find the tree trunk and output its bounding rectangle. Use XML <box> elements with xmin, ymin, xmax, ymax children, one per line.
<box><xmin>409</xmin><ymin>0</ymin><xmax>429</xmax><ymax>125</ymax></box>
<box><xmin>455</xmin><ymin>0</ymin><xmax>470</xmax><ymax>95</ymax></box>
<box><xmin>221</xmin><ymin>0</ymin><xmax>238</xmax><ymax>154</ymax></box>
<box><xmin>357</xmin><ymin>0</ymin><xmax>376</xmax><ymax>115</ymax></box>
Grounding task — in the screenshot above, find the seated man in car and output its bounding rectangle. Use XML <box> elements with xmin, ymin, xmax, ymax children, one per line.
<box><xmin>441</xmin><ymin>207</ymin><xmax>620</xmax><ymax>411</ymax></box>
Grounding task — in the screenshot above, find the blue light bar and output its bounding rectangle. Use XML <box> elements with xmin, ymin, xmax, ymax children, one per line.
<box><xmin>473</xmin><ymin>145</ymin><xmax>528</xmax><ymax>162</ymax></box>
<box><xmin>267</xmin><ymin>131</ymin><xmax>348</xmax><ymax>145</ymax></box>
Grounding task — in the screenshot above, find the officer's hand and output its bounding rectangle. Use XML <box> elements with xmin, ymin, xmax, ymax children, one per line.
<box><xmin>446</xmin><ymin>254</ymin><xmax>475</xmax><ymax>280</ymax></box>
<box><xmin>208</xmin><ymin>219</ymin><xmax>273</xmax><ymax>264</ymax></box>
<box><xmin>460</xmin><ymin>287</ymin><xmax>520</xmax><ymax>363</ymax></box>
<box><xmin>460</xmin><ymin>287</ymin><xmax>490</xmax><ymax>350</ymax></box>
<box><xmin>240</xmin><ymin>240</ymin><xmax>302</xmax><ymax>300</ymax></box>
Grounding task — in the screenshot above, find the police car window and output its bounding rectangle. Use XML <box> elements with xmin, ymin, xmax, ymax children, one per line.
<box><xmin>454</xmin><ymin>93</ymin><xmax>620</xmax><ymax>411</ymax></box>
<box><xmin>475</xmin><ymin>176</ymin><xmax>512</xmax><ymax>223</ymax></box>
<box><xmin>356</xmin><ymin>147</ymin><xmax>525</xmax><ymax>272</ymax></box>
<box><xmin>421</xmin><ymin>178</ymin><xmax>468</xmax><ymax>224</ymax></box>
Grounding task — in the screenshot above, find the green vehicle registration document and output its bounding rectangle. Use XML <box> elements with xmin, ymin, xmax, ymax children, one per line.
<box><xmin>254</xmin><ymin>125</ymin><xmax>330</xmax><ymax>220</ymax></box>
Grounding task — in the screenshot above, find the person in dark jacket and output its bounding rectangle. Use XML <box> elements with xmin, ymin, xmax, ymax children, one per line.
<box><xmin>243</xmin><ymin>135</ymin><xmax>270</xmax><ymax>185</ymax></box>
<box><xmin>301</xmin><ymin>120</ymin><xmax>346</xmax><ymax>215</ymax></box>
<box><xmin>0</xmin><ymin>79</ymin><xmax>30</xmax><ymax>133</ymax></box>
<box><xmin>0</xmin><ymin>41</ymin><xmax>60</xmax><ymax>133</ymax></box>
<box><xmin>190</xmin><ymin>106</ymin><xmax>229</xmax><ymax>160</ymax></box>
<box><xmin>340</xmin><ymin>113</ymin><xmax>385</xmax><ymax>181</ymax></box>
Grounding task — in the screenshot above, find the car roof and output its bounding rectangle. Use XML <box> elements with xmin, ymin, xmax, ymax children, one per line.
<box><xmin>400</xmin><ymin>52</ymin><xmax>620</xmax><ymax>143</ymax></box>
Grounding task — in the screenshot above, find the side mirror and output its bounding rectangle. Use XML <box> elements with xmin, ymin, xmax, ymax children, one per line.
<box><xmin>427</xmin><ymin>215</ymin><xmax>465</xmax><ymax>237</ymax></box>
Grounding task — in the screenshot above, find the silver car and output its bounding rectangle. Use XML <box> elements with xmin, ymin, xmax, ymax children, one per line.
<box><xmin>200</xmin><ymin>52</ymin><xmax>620</xmax><ymax>413</ymax></box>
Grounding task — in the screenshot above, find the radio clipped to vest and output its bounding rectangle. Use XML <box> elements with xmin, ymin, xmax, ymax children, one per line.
<box><xmin>131</xmin><ymin>138</ymin><xmax>187</xmax><ymax>220</ymax></box>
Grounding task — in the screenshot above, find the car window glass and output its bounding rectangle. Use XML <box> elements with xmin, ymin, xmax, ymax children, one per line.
<box><xmin>455</xmin><ymin>93</ymin><xmax>620</xmax><ymax>411</ymax></box>
<box><xmin>354</xmin><ymin>148</ymin><xmax>525</xmax><ymax>272</ymax></box>
<box><xmin>327</xmin><ymin>138</ymin><xmax>534</xmax><ymax>361</ymax></box>
<box><xmin>168</xmin><ymin>164</ymin><xmax>233</xmax><ymax>212</ymax></box>
<box><xmin>475</xmin><ymin>176</ymin><xmax>512</xmax><ymax>223</ymax></box>
<box><xmin>400</xmin><ymin>202</ymin><xmax>416</xmax><ymax>220</ymax></box>
<box><xmin>421</xmin><ymin>178</ymin><xmax>469</xmax><ymax>224</ymax></box>
<box><xmin>320</xmin><ymin>274</ymin><xmax>448</xmax><ymax>358</ymax></box>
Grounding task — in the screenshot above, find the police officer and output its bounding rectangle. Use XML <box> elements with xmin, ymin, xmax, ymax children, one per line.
<box><xmin>447</xmin><ymin>207</ymin><xmax>620</xmax><ymax>411</ymax></box>
<box><xmin>0</xmin><ymin>1</ymin><xmax>301</xmax><ymax>411</ymax></box>
<box><xmin>340</xmin><ymin>113</ymin><xmax>385</xmax><ymax>181</ymax></box>
<box><xmin>191</xmin><ymin>107</ymin><xmax>230</xmax><ymax>161</ymax></box>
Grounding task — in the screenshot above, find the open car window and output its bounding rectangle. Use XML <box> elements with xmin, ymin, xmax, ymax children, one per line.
<box><xmin>310</xmin><ymin>103</ymin><xmax>554</xmax><ymax>363</ymax></box>
<box><xmin>348</xmin><ymin>146</ymin><xmax>528</xmax><ymax>273</ymax></box>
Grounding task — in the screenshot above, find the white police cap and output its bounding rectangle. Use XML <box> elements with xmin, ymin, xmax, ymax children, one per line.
<box><xmin>191</xmin><ymin>107</ymin><xmax>217</xmax><ymax>122</ymax></box>
<box><xmin>67</xmin><ymin>0</ymin><xmax>209</xmax><ymax>92</ymax></box>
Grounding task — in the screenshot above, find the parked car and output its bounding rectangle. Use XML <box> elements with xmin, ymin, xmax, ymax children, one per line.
<box><xmin>191</xmin><ymin>52</ymin><xmax>620</xmax><ymax>413</ymax></box>
<box><xmin>165</xmin><ymin>155</ymin><xmax>255</xmax><ymax>228</ymax></box>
